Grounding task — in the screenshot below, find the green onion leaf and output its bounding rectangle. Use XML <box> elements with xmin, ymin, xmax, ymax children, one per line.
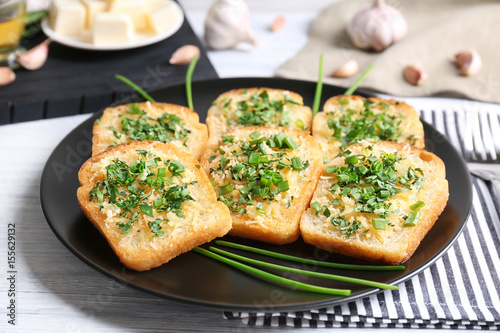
<box><xmin>218</xmin><ymin>184</ymin><xmax>234</xmax><ymax>196</ymax></box>
<box><xmin>291</xmin><ymin>157</ymin><xmax>303</xmax><ymax>171</ymax></box>
<box><xmin>325</xmin><ymin>166</ymin><xmax>337</xmax><ymax>174</ymax></box>
<box><xmin>248</xmin><ymin>152</ymin><xmax>261</xmax><ymax>165</ymax></box>
<box><xmin>249</xmin><ymin>130</ymin><xmax>261</xmax><ymax>140</ymax></box>
<box><xmin>233</xmin><ymin>163</ymin><xmax>244</xmax><ymax>173</ymax></box>
<box><xmin>403</xmin><ymin>211</ymin><xmax>421</xmax><ymax>227</ymax></box>
<box><xmin>215</xmin><ymin>240</ymin><xmax>405</xmax><ymax>271</ymax></box>
<box><xmin>153</xmin><ymin>198</ymin><xmax>166</xmax><ymax>209</ymax></box>
<box><xmin>283</xmin><ymin>136</ymin><xmax>298</xmax><ymax>150</ymax></box>
<box><xmin>312</xmin><ymin>53</ymin><xmax>324</xmax><ymax>118</ymax></box>
<box><xmin>295</xmin><ymin>119</ymin><xmax>306</xmax><ymax>130</ymax></box>
<box><xmin>157</xmin><ymin>167</ymin><xmax>167</xmax><ymax>178</ymax></box>
<box><xmin>115</xmin><ymin>75</ymin><xmax>155</xmax><ymax>102</ymax></box>
<box><xmin>210</xmin><ymin>247</ymin><xmax>398</xmax><ymax>290</ymax></box>
<box><xmin>372</xmin><ymin>218</ymin><xmax>388</xmax><ymax>230</ymax></box>
<box><xmin>277</xmin><ymin>180</ymin><xmax>289</xmax><ymax>192</ymax></box>
<box><xmin>139</xmin><ymin>204</ymin><xmax>154</xmax><ymax>217</ymax></box>
<box><xmin>193</xmin><ymin>247</ymin><xmax>352</xmax><ymax>295</ymax></box>
<box><xmin>410</xmin><ymin>200</ymin><xmax>425</xmax><ymax>211</ymax></box>
<box><xmin>168</xmin><ymin>160</ymin><xmax>186</xmax><ymax>175</ymax></box>
<box><xmin>344</xmin><ymin>64</ymin><xmax>374</xmax><ymax>96</ymax></box>
<box><xmin>311</xmin><ymin>201</ymin><xmax>322</xmax><ymax>213</ymax></box>
<box><xmin>185</xmin><ymin>54</ymin><xmax>199</xmax><ymax>110</ymax></box>
<box><xmin>345</xmin><ymin>155</ymin><xmax>359</xmax><ymax>165</ymax></box>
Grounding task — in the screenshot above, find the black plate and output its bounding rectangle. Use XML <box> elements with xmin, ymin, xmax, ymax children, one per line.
<box><xmin>40</xmin><ymin>77</ymin><xmax>472</xmax><ymax>312</ymax></box>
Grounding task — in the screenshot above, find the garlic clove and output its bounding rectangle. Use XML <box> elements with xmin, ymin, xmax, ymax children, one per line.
<box><xmin>169</xmin><ymin>45</ymin><xmax>201</xmax><ymax>65</ymax></box>
<box><xmin>347</xmin><ymin>0</ymin><xmax>407</xmax><ymax>52</ymax></box>
<box><xmin>331</xmin><ymin>59</ymin><xmax>359</xmax><ymax>78</ymax></box>
<box><xmin>455</xmin><ymin>49</ymin><xmax>481</xmax><ymax>76</ymax></box>
<box><xmin>0</xmin><ymin>67</ymin><xmax>16</xmax><ymax>86</ymax></box>
<box><xmin>403</xmin><ymin>65</ymin><xmax>428</xmax><ymax>86</ymax></box>
<box><xmin>204</xmin><ymin>0</ymin><xmax>258</xmax><ymax>50</ymax></box>
<box><xmin>17</xmin><ymin>39</ymin><xmax>50</xmax><ymax>71</ymax></box>
<box><xmin>270</xmin><ymin>15</ymin><xmax>285</xmax><ymax>32</ymax></box>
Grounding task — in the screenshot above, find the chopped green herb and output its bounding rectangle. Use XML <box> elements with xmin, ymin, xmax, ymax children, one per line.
<box><xmin>372</xmin><ymin>218</ymin><xmax>388</xmax><ymax>230</ymax></box>
<box><xmin>210</xmin><ymin>132</ymin><xmax>310</xmax><ymax>215</ymax></box>
<box><xmin>218</xmin><ymin>184</ymin><xmax>234</xmax><ymax>196</ymax></box>
<box><xmin>311</xmin><ymin>146</ymin><xmax>425</xmax><ymax>238</ymax></box>
<box><xmin>410</xmin><ymin>200</ymin><xmax>425</xmax><ymax>211</ymax></box>
<box><xmin>403</xmin><ymin>211</ymin><xmax>421</xmax><ymax>227</ymax></box>
<box><xmin>89</xmin><ymin>153</ymin><xmax>194</xmax><ymax>236</ymax></box>
<box><xmin>277</xmin><ymin>180</ymin><xmax>289</xmax><ymax>192</ymax></box>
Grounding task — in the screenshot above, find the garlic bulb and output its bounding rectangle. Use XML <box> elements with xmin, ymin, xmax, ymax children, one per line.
<box><xmin>204</xmin><ymin>0</ymin><xmax>257</xmax><ymax>50</ymax></box>
<box><xmin>347</xmin><ymin>0</ymin><xmax>407</xmax><ymax>52</ymax></box>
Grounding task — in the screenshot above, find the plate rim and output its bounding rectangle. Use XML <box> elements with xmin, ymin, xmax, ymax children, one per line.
<box><xmin>39</xmin><ymin>77</ymin><xmax>473</xmax><ymax>311</ymax></box>
<box><xmin>40</xmin><ymin>1</ymin><xmax>184</xmax><ymax>51</ymax></box>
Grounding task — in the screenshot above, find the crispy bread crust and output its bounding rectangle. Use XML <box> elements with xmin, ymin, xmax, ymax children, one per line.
<box><xmin>92</xmin><ymin>102</ymin><xmax>208</xmax><ymax>160</ymax></box>
<box><xmin>206</xmin><ymin>87</ymin><xmax>313</xmax><ymax>150</ymax></box>
<box><xmin>300</xmin><ymin>141</ymin><xmax>449</xmax><ymax>265</ymax></box>
<box><xmin>200</xmin><ymin>126</ymin><xmax>323</xmax><ymax>244</ymax></box>
<box><xmin>313</xmin><ymin>95</ymin><xmax>425</xmax><ymax>160</ymax></box>
<box><xmin>77</xmin><ymin>141</ymin><xmax>231</xmax><ymax>271</ymax></box>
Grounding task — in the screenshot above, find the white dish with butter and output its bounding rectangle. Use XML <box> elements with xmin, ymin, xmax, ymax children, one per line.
<box><xmin>41</xmin><ymin>0</ymin><xmax>184</xmax><ymax>51</ymax></box>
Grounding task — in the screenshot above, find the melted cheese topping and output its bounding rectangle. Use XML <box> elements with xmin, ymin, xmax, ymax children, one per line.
<box><xmin>98</xmin><ymin>102</ymin><xmax>191</xmax><ymax>152</ymax></box>
<box><xmin>206</xmin><ymin>130</ymin><xmax>316</xmax><ymax>223</ymax></box>
<box><xmin>315</xmin><ymin>98</ymin><xmax>419</xmax><ymax>160</ymax></box>
<box><xmin>311</xmin><ymin>143</ymin><xmax>425</xmax><ymax>244</ymax></box>
<box><xmin>211</xmin><ymin>89</ymin><xmax>309</xmax><ymax>138</ymax></box>
<box><xmin>91</xmin><ymin>149</ymin><xmax>202</xmax><ymax>247</ymax></box>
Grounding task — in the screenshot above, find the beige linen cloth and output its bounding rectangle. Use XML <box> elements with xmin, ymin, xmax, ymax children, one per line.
<box><xmin>276</xmin><ymin>0</ymin><xmax>500</xmax><ymax>104</ymax></box>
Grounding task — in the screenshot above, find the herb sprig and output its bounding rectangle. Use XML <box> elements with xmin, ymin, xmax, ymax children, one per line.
<box><xmin>90</xmin><ymin>150</ymin><xmax>196</xmax><ymax>236</ymax></box>
<box><xmin>223</xmin><ymin>90</ymin><xmax>299</xmax><ymax>128</ymax></box>
<box><xmin>210</xmin><ymin>131</ymin><xmax>307</xmax><ymax>215</ymax></box>
<box><xmin>193</xmin><ymin>247</ymin><xmax>352</xmax><ymax>296</ymax></box>
<box><xmin>327</xmin><ymin>99</ymin><xmax>406</xmax><ymax>151</ymax></box>
<box><xmin>312</xmin><ymin>53</ymin><xmax>324</xmax><ymax>118</ymax></box>
<box><xmin>344</xmin><ymin>64</ymin><xmax>374</xmax><ymax>96</ymax></box>
<box><xmin>108</xmin><ymin>103</ymin><xmax>191</xmax><ymax>147</ymax></box>
<box><xmin>210</xmin><ymin>246</ymin><xmax>399</xmax><ymax>290</ymax></box>
<box><xmin>312</xmin><ymin>148</ymin><xmax>425</xmax><ymax>237</ymax></box>
<box><xmin>115</xmin><ymin>75</ymin><xmax>156</xmax><ymax>102</ymax></box>
<box><xmin>186</xmin><ymin>54</ymin><xmax>199</xmax><ymax>110</ymax></box>
<box><xmin>216</xmin><ymin>240</ymin><xmax>405</xmax><ymax>271</ymax></box>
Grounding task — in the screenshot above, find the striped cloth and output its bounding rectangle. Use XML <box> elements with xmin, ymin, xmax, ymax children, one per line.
<box><xmin>223</xmin><ymin>107</ymin><xmax>500</xmax><ymax>329</ymax></box>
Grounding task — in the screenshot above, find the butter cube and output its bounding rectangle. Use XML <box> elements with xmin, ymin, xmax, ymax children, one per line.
<box><xmin>146</xmin><ymin>0</ymin><xmax>178</xmax><ymax>34</ymax></box>
<box><xmin>49</xmin><ymin>0</ymin><xmax>86</xmax><ymax>35</ymax></box>
<box><xmin>92</xmin><ymin>13</ymin><xmax>133</xmax><ymax>45</ymax></box>
<box><xmin>80</xmin><ymin>0</ymin><xmax>108</xmax><ymax>29</ymax></box>
<box><xmin>109</xmin><ymin>0</ymin><xmax>147</xmax><ymax>31</ymax></box>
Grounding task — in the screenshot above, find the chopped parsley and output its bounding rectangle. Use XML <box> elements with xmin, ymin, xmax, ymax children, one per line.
<box><xmin>221</xmin><ymin>90</ymin><xmax>303</xmax><ymax>129</ymax></box>
<box><xmin>89</xmin><ymin>150</ymin><xmax>196</xmax><ymax>236</ymax></box>
<box><xmin>311</xmin><ymin>147</ymin><xmax>425</xmax><ymax>238</ymax></box>
<box><xmin>326</xmin><ymin>99</ymin><xmax>416</xmax><ymax>151</ymax></box>
<box><xmin>210</xmin><ymin>132</ymin><xmax>308</xmax><ymax>215</ymax></box>
<box><xmin>107</xmin><ymin>103</ymin><xmax>191</xmax><ymax>147</ymax></box>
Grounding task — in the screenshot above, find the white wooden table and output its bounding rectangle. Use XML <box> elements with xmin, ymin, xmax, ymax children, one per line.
<box><xmin>2</xmin><ymin>1</ymin><xmax>497</xmax><ymax>331</ymax></box>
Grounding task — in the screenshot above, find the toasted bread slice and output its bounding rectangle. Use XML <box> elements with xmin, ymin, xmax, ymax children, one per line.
<box><xmin>200</xmin><ymin>127</ymin><xmax>323</xmax><ymax>244</ymax></box>
<box><xmin>77</xmin><ymin>141</ymin><xmax>232</xmax><ymax>271</ymax></box>
<box><xmin>206</xmin><ymin>88</ymin><xmax>312</xmax><ymax>150</ymax></box>
<box><xmin>300</xmin><ymin>141</ymin><xmax>449</xmax><ymax>265</ymax></box>
<box><xmin>313</xmin><ymin>95</ymin><xmax>425</xmax><ymax>160</ymax></box>
<box><xmin>92</xmin><ymin>102</ymin><xmax>208</xmax><ymax>160</ymax></box>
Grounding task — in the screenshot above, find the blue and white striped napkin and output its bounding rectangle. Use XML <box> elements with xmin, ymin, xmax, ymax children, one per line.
<box><xmin>224</xmin><ymin>107</ymin><xmax>500</xmax><ymax>329</ymax></box>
